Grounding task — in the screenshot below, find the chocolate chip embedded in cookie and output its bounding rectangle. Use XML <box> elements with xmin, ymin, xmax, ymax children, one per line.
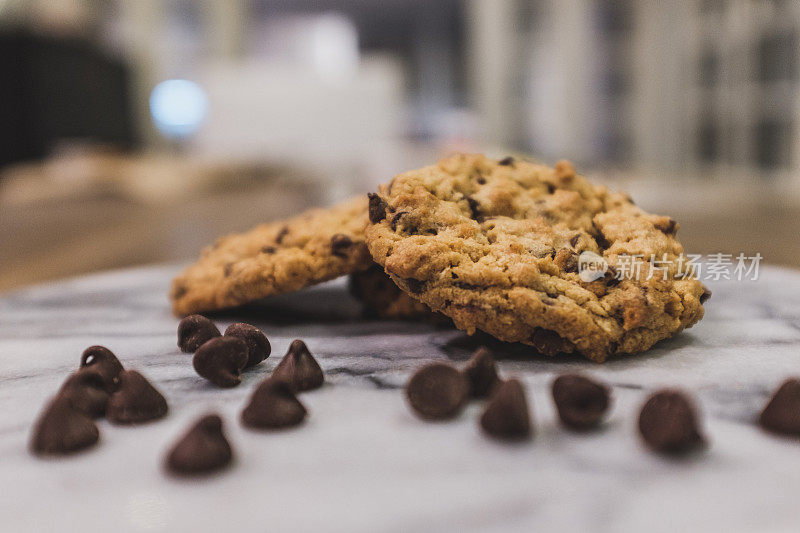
<box><xmin>170</xmin><ymin>196</ymin><xmax>374</xmax><ymax>316</ymax></box>
<box><xmin>364</xmin><ymin>154</ymin><xmax>709</xmax><ymax>362</ymax></box>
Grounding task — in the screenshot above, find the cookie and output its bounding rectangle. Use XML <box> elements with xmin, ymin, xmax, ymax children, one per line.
<box><xmin>348</xmin><ymin>265</ymin><xmax>439</xmax><ymax>320</ymax></box>
<box><xmin>364</xmin><ymin>154</ymin><xmax>709</xmax><ymax>362</ymax></box>
<box><xmin>171</xmin><ymin>196</ymin><xmax>373</xmax><ymax>316</ymax></box>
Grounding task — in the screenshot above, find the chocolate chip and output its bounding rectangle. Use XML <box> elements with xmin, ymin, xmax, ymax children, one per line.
<box><xmin>476</xmin><ymin>176</ymin><xmax>486</xmax><ymax>185</ymax></box>
<box><xmin>604</xmin><ymin>265</ymin><xmax>620</xmax><ymax>286</ymax></box>
<box><xmin>463</xmin><ymin>347</ymin><xmax>501</xmax><ymax>399</ymax></box>
<box><xmin>271</xmin><ymin>340</ymin><xmax>324</xmax><ymax>392</ymax></box>
<box><xmin>406</xmin><ymin>363</ymin><xmax>468</xmax><ymax>420</ymax></box>
<box><xmin>166</xmin><ymin>414</ymin><xmax>233</xmax><ymax>476</ymax></box>
<box><xmin>107</xmin><ymin>370</ymin><xmax>168</xmax><ymax>425</ymax></box>
<box><xmin>172</xmin><ymin>284</ymin><xmax>188</xmax><ymax>299</ymax></box>
<box><xmin>479</xmin><ymin>378</ymin><xmax>532</xmax><ymax>440</ymax></box>
<box><xmin>224</xmin><ymin>323</ymin><xmax>270</xmax><ymax>368</ymax></box>
<box><xmin>700</xmin><ymin>287</ymin><xmax>712</xmax><ymax>304</ymax></box>
<box><xmin>552</xmin><ymin>374</ymin><xmax>610</xmax><ymax>430</ymax></box>
<box><xmin>261</xmin><ymin>246</ymin><xmax>276</xmax><ymax>254</ymax></box>
<box><xmin>30</xmin><ymin>396</ymin><xmax>99</xmax><ymax>456</ymax></box>
<box><xmin>330</xmin><ymin>234</ymin><xmax>353</xmax><ymax>257</ymax></box>
<box><xmin>593</xmin><ymin>224</ymin><xmax>611</xmax><ymax>250</ymax></box>
<box><xmin>498</xmin><ymin>156</ymin><xmax>514</xmax><ymax>166</ymax></box>
<box><xmin>466</xmin><ymin>197</ymin><xmax>485</xmax><ymax>223</ymax></box>
<box><xmin>553</xmin><ymin>248</ymin><xmax>579</xmax><ymax>273</ymax></box>
<box><xmin>569</xmin><ymin>234</ymin><xmax>581</xmax><ymax>247</ymax></box>
<box><xmin>193</xmin><ymin>337</ymin><xmax>249</xmax><ymax>388</ymax></box>
<box><xmin>759</xmin><ymin>378</ymin><xmax>800</xmax><ymax>437</ymax></box>
<box><xmin>638</xmin><ymin>390</ymin><xmax>705</xmax><ymax>454</ymax></box>
<box><xmin>178</xmin><ymin>315</ymin><xmax>221</xmax><ymax>353</ymax></box>
<box><xmin>58</xmin><ymin>368</ymin><xmax>110</xmax><ymax>418</ymax></box>
<box><xmin>399</xmin><ymin>277</ymin><xmax>425</xmax><ymax>294</ymax></box>
<box><xmin>80</xmin><ymin>345</ymin><xmax>124</xmax><ymax>392</ymax></box>
<box><xmin>275</xmin><ymin>225</ymin><xmax>289</xmax><ymax>244</ymax></box>
<box><xmin>368</xmin><ymin>193</ymin><xmax>388</xmax><ymax>223</ymax></box>
<box><xmin>241</xmin><ymin>378</ymin><xmax>307</xmax><ymax>429</ymax></box>
<box><xmin>655</xmin><ymin>218</ymin><xmax>678</xmax><ymax>235</ymax></box>
<box><xmin>530</xmin><ymin>329</ymin><xmax>569</xmax><ymax>356</ymax></box>
<box><xmin>390</xmin><ymin>211</ymin><xmax>407</xmax><ymax>231</ymax></box>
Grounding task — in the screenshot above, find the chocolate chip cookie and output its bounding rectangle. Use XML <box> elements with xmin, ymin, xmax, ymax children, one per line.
<box><xmin>364</xmin><ymin>154</ymin><xmax>709</xmax><ymax>362</ymax></box>
<box><xmin>171</xmin><ymin>196</ymin><xmax>373</xmax><ymax>315</ymax></box>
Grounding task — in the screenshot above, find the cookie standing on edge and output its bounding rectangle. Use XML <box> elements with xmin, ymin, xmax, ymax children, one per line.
<box><xmin>364</xmin><ymin>154</ymin><xmax>709</xmax><ymax>362</ymax></box>
<box><xmin>171</xmin><ymin>196</ymin><xmax>374</xmax><ymax>316</ymax></box>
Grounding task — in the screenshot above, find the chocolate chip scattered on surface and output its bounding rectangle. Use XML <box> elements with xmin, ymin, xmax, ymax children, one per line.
<box><xmin>106</xmin><ymin>370</ymin><xmax>168</xmax><ymax>425</ymax></box>
<box><xmin>463</xmin><ymin>347</ymin><xmax>501</xmax><ymax>399</ymax></box>
<box><xmin>30</xmin><ymin>396</ymin><xmax>99</xmax><ymax>456</ymax></box>
<box><xmin>166</xmin><ymin>414</ymin><xmax>233</xmax><ymax>476</ymax></box>
<box><xmin>224</xmin><ymin>323</ymin><xmax>270</xmax><ymax>368</ymax></box>
<box><xmin>552</xmin><ymin>374</ymin><xmax>611</xmax><ymax>430</ymax></box>
<box><xmin>241</xmin><ymin>378</ymin><xmax>307</xmax><ymax>429</ymax></box>
<box><xmin>638</xmin><ymin>389</ymin><xmax>705</xmax><ymax>454</ymax></box>
<box><xmin>406</xmin><ymin>363</ymin><xmax>468</xmax><ymax>420</ymax></box>
<box><xmin>193</xmin><ymin>337</ymin><xmax>249</xmax><ymax>388</ymax></box>
<box><xmin>80</xmin><ymin>345</ymin><xmax>123</xmax><ymax>392</ymax></box>
<box><xmin>271</xmin><ymin>339</ymin><xmax>324</xmax><ymax>392</ymax></box>
<box><xmin>178</xmin><ymin>315</ymin><xmax>221</xmax><ymax>353</ymax></box>
<box><xmin>479</xmin><ymin>378</ymin><xmax>532</xmax><ymax>440</ymax></box>
<box><xmin>58</xmin><ymin>368</ymin><xmax>110</xmax><ymax>418</ymax></box>
<box><xmin>759</xmin><ymin>378</ymin><xmax>800</xmax><ymax>437</ymax></box>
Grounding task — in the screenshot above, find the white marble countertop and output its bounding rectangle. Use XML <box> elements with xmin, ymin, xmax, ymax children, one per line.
<box><xmin>2</xmin><ymin>264</ymin><xmax>800</xmax><ymax>533</ymax></box>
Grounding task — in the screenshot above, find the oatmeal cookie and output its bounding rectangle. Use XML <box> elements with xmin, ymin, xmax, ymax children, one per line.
<box><xmin>171</xmin><ymin>196</ymin><xmax>372</xmax><ymax>315</ymax></box>
<box><xmin>364</xmin><ymin>154</ymin><xmax>709</xmax><ymax>362</ymax></box>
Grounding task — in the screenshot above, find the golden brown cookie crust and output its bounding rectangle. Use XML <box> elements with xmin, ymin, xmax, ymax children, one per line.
<box><xmin>364</xmin><ymin>154</ymin><xmax>708</xmax><ymax>362</ymax></box>
<box><xmin>171</xmin><ymin>196</ymin><xmax>372</xmax><ymax>316</ymax></box>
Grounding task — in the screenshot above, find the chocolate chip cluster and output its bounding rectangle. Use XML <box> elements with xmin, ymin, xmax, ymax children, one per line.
<box><xmin>30</xmin><ymin>315</ymin><xmax>330</xmax><ymax>477</ymax></box>
<box><xmin>405</xmin><ymin>347</ymin><xmax>800</xmax><ymax>455</ymax></box>
<box><xmin>30</xmin><ymin>346</ymin><xmax>167</xmax><ymax>456</ymax></box>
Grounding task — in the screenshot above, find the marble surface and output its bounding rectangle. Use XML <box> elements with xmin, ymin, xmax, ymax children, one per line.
<box><xmin>2</xmin><ymin>264</ymin><xmax>800</xmax><ymax>532</ymax></box>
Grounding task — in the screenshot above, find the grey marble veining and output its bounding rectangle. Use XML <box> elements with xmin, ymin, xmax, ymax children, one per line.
<box><xmin>1</xmin><ymin>264</ymin><xmax>800</xmax><ymax>532</ymax></box>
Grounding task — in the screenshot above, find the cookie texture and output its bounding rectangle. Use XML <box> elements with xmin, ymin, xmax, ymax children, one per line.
<box><xmin>365</xmin><ymin>154</ymin><xmax>709</xmax><ymax>362</ymax></box>
<box><xmin>348</xmin><ymin>265</ymin><xmax>440</xmax><ymax>321</ymax></box>
<box><xmin>171</xmin><ymin>197</ymin><xmax>372</xmax><ymax>315</ymax></box>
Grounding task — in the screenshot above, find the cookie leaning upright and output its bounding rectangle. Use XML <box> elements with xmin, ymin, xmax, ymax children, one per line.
<box><xmin>364</xmin><ymin>154</ymin><xmax>710</xmax><ymax>362</ymax></box>
<box><xmin>171</xmin><ymin>196</ymin><xmax>372</xmax><ymax>315</ymax></box>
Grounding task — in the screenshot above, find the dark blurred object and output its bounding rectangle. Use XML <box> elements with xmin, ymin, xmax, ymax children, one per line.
<box><xmin>0</xmin><ymin>30</ymin><xmax>137</xmax><ymax>169</ymax></box>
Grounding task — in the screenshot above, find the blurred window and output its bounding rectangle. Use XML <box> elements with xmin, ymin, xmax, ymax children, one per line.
<box><xmin>700</xmin><ymin>0</ymin><xmax>725</xmax><ymax>15</ymax></box>
<box><xmin>697</xmin><ymin>119</ymin><xmax>719</xmax><ymax>163</ymax></box>
<box><xmin>699</xmin><ymin>48</ymin><xmax>719</xmax><ymax>87</ymax></box>
<box><xmin>755</xmin><ymin>119</ymin><xmax>793</xmax><ymax>170</ymax></box>
<box><xmin>757</xmin><ymin>32</ymin><xmax>798</xmax><ymax>82</ymax></box>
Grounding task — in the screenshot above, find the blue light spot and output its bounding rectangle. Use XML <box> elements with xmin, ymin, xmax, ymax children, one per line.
<box><xmin>149</xmin><ymin>79</ymin><xmax>208</xmax><ymax>139</ymax></box>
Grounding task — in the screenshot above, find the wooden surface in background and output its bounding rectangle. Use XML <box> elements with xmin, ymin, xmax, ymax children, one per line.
<box><xmin>0</xmin><ymin>181</ymin><xmax>319</xmax><ymax>292</ymax></box>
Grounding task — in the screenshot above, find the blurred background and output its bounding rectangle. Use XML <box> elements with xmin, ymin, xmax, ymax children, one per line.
<box><xmin>1</xmin><ymin>0</ymin><xmax>798</xmax><ymax>291</ymax></box>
